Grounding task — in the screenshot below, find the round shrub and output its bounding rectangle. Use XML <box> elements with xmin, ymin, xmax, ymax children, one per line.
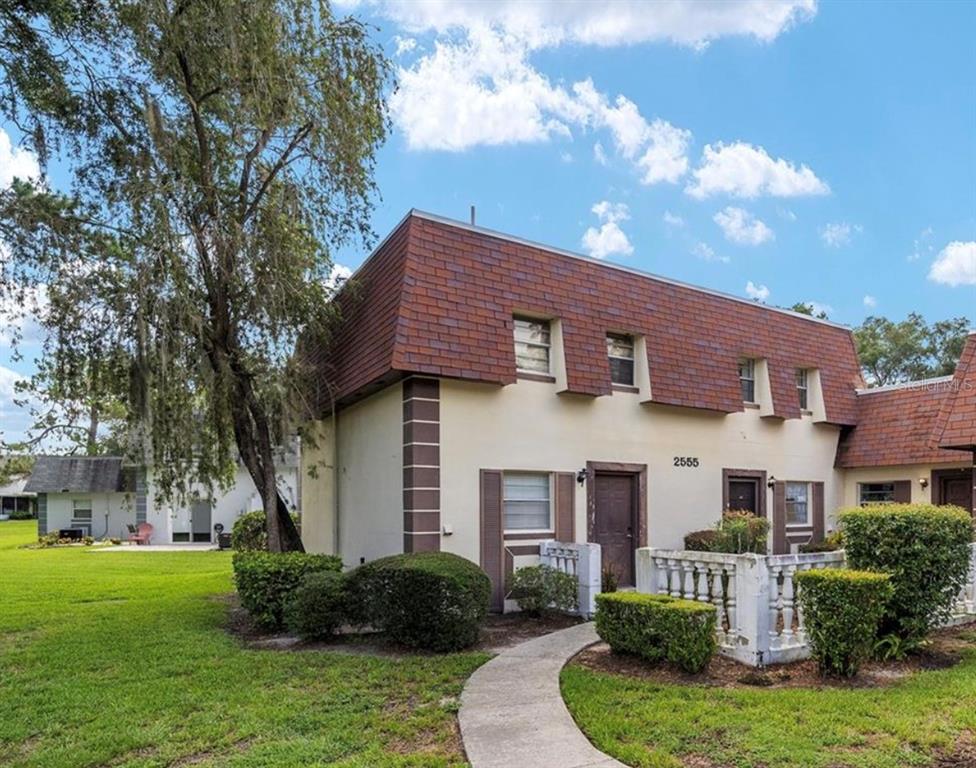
<box><xmin>231</xmin><ymin>510</ymin><xmax>300</xmax><ymax>551</ymax></box>
<box><xmin>509</xmin><ymin>564</ymin><xmax>577</xmax><ymax>616</ymax></box>
<box><xmin>594</xmin><ymin>592</ymin><xmax>716</xmax><ymax>673</ymax></box>
<box><xmin>795</xmin><ymin>569</ymin><xmax>892</xmax><ymax>677</ymax></box>
<box><xmin>346</xmin><ymin>552</ymin><xmax>490</xmax><ymax>651</ymax></box>
<box><xmin>684</xmin><ymin>529</ymin><xmax>718</xmax><ymax>552</ymax></box>
<box><xmin>284</xmin><ymin>570</ymin><xmax>347</xmax><ymax>640</ymax></box>
<box><xmin>232</xmin><ymin>551</ymin><xmax>342</xmax><ymax>630</ymax></box>
<box><xmin>840</xmin><ymin>504</ymin><xmax>972</xmax><ymax>642</ymax></box>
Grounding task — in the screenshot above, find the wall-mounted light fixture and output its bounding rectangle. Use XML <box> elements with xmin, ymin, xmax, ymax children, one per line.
<box><xmin>576</xmin><ymin>468</ymin><xmax>588</xmax><ymax>486</ymax></box>
<box><xmin>919</xmin><ymin>477</ymin><xmax>929</xmax><ymax>489</ymax></box>
<box><xmin>767</xmin><ymin>475</ymin><xmax>777</xmax><ymax>489</ymax></box>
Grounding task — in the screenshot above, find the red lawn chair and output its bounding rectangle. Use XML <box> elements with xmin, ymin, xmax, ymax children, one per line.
<box><xmin>128</xmin><ymin>522</ymin><xmax>153</xmax><ymax>546</ymax></box>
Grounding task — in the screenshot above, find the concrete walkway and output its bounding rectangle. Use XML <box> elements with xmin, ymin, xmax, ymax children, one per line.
<box><xmin>459</xmin><ymin>621</ymin><xmax>625</xmax><ymax>768</ymax></box>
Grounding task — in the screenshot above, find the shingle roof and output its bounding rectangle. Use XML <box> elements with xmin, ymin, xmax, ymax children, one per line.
<box><xmin>306</xmin><ymin>211</ymin><xmax>864</xmax><ymax>424</ymax></box>
<box><xmin>24</xmin><ymin>456</ymin><xmax>134</xmax><ymax>493</ymax></box>
<box><xmin>933</xmin><ymin>333</ymin><xmax>976</xmax><ymax>451</ymax></box>
<box><xmin>836</xmin><ymin>379</ymin><xmax>972</xmax><ymax>468</ymax></box>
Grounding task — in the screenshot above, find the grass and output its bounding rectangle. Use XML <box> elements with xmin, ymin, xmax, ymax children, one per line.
<box><xmin>561</xmin><ymin>639</ymin><xmax>976</xmax><ymax>768</ymax></box>
<box><xmin>0</xmin><ymin>521</ymin><xmax>487</xmax><ymax>768</ymax></box>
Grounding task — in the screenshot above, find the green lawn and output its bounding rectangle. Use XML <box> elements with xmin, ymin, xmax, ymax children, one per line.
<box><xmin>561</xmin><ymin>642</ymin><xmax>976</xmax><ymax>768</ymax></box>
<box><xmin>0</xmin><ymin>521</ymin><xmax>486</xmax><ymax>768</ymax></box>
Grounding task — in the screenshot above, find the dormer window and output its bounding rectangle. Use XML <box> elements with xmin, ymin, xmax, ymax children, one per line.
<box><xmin>738</xmin><ymin>358</ymin><xmax>756</xmax><ymax>403</ymax></box>
<box><xmin>514</xmin><ymin>316</ymin><xmax>551</xmax><ymax>374</ymax></box>
<box><xmin>796</xmin><ymin>369</ymin><xmax>809</xmax><ymax>410</ymax></box>
<box><xmin>607</xmin><ymin>334</ymin><xmax>635</xmax><ymax>386</ymax></box>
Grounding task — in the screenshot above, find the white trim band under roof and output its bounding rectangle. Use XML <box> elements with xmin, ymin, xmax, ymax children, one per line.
<box><xmin>856</xmin><ymin>375</ymin><xmax>955</xmax><ymax>395</ymax></box>
<box><xmin>408</xmin><ymin>209</ymin><xmax>851</xmax><ymax>330</ymax></box>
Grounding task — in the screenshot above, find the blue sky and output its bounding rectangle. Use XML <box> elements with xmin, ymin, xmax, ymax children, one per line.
<box><xmin>2</xmin><ymin>0</ymin><xmax>975</xmax><ymax>443</ymax></box>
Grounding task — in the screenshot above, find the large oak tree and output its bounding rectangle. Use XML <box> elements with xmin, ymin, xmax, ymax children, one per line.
<box><xmin>0</xmin><ymin>1</ymin><xmax>391</xmax><ymax>550</ymax></box>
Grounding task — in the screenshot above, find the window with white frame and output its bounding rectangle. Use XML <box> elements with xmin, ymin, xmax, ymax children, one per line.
<box><xmin>796</xmin><ymin>369</ymin><xmax>809</xmax><ymax>410</ymax></box>
<box><xmin>859</xmin><ymin>483</ymin><xmax>896</xmax><ymax>505</ymax></box>
<box><xmin>785</xmin><ymin>482</ymin><xmax>810</xmax><ymax>526</ymax></box>
<box><xmin>738</xmin><ymin>358</ymin><xmax>756</xmax><ymax>403</ymax></box>
<box><xmin>607</xmin><ymin>334</ymin><xmax>635</xmax><ymax>386</ymax></box>
<box><xmin>502</xmin><ymin>472</ymin><xmax>552</xmax><ymax>531</ymax></box>
<box><xmin>513</xmin><ymin>317</ymin><xmax>551</xmax><ymax>374</ymax></box>
<box><xmin>72</xmin><ymin>498</ymin><xmax>93</xmax><ymax>521</ymax></box>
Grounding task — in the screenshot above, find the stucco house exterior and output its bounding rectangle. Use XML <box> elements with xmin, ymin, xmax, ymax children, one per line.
<box><xmin>298</xmin><ymin>211</ymin><xmax>974</xmax><ymax>609</ymax></box>
<box><xmin>26</xmin><ymin>453</ymin><xmax>300</xmax><ymax>543</ymax></box>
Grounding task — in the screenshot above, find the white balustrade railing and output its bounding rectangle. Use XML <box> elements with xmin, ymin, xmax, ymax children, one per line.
<box><xmin>948</xmin><ymin>542</ymin><xmax>976</xmax><ymax>625</ymax></box>
<box><xmin>540</xmin><ymin>540</ymin><xmax>601</xmax><ymax>618</ymax></box>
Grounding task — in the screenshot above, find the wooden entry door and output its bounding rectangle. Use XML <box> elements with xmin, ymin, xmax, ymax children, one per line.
<box><xmin>942</xmin><ymin>476</ymin><xmax>974</xmax><ymax>513</ymax></box>
<box><xmin>592</xmin><ymin>473</ymin><xmax>637</xmax><ymax>587</ymax></box>
<box><xmin>728</xmin><ymin>479</ymin><xmax>760</xmax><ymax>515</ymax></box>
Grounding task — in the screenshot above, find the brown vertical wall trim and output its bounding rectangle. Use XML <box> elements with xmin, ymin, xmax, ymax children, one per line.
<box><xmin>554</xmin><ymin>472</ymin><xmax>575</xmax><ymax>542</ymax></box>
<box><xmin>403</xmin><ymin>377</ymin><xmax>441</xmax><ymax>553</ymax></box>
<box><xmin>892</xmin><ymin>480</ymin><xmax>912</xmax><ymax>503</ymax></box>
<box><xmin>480</xmin><ymin>469</ymin><xmax>505</xmax><ymax>612</ymax></box>
<box><xmin>772</xmin><ymin>481</ymin><xmax>787</xmax><ymax>554</ymax></box>
<box><xmin>812</xmin><ymin>482</ymin><xmax>825</xmax><ymax>543</ymax></box>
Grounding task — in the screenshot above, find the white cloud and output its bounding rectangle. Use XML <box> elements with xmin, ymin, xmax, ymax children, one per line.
<box><xmin>353</xmin><ymin>1</ymin><xmax>817</xmax><ymax>50</ymax></box>
<box><xmin>0</xmin><ymin>364</ymin><xmax>27</xmax><ymax>438</ymax></box>
<box><xmin>393</xmin><ymin>35</ymin><xmax>417</xmax><ymax>56</ymax></box>
<box><xmin>662</xmin><ymin>210</ymin><xmax>684</xmax><ymax>228</ymax></box>
<box><xmin>581</xmin><ymin>201</ymin><xmax>633</xmax><ymax>259</ymax></box>
<box><xmin>713</xmin><ymin>206</ymin><xmax>774</xmax><ymax>245</ymax></box>
<box><xmin>326</xmin><ymin>263</ymin><xmax>353</xmax><ymax>290</ymax></box>
<box><xmin>0</xmin><ymin>128</ymin><xmax>40</xmax><ymax>189</ymax></box>
<box><xmin>909</xmin><ymin>226</ymin><xmax>934</xmax><ymax>261</ymax></box>
<box><xmin>593</xmin><ymin>141</ymin><xmax>608</xmax><ymax>166</ymax></box>
<box><xmin>691</xmin><ymin>241</ymin><xmax>729</xmax><ymax>264</ymax></box>
<box><xmin>560</xmin><ymin>151</ymin><xmax>574</xmax><ymax>163</ymax></box>
<box><xmin>686</xmin><ymin>142</ymin><xmax>830</xmax><ymax>199</ymax></box>
<box><xmin>928</xmin><ymin>241</ymin><xmax>976</xmax><ymax>287</ymax></box>
<box><xmin>745</xmin><ymin>280</ymin><xmax>770</xmax><ymax>301</ymax></box>
<box><xmin>863</xmin><ymin>294</ymin><xmax>877</xmax><ymax>309</ymax></box>
<box><xmin>820</xmin><ymin>222</ymin><xmax>861</xmax><ymax>248</ymax></box>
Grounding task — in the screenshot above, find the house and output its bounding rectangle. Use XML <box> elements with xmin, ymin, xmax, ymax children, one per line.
<box><xmin>296</xmin><ymin>210</ymin><xmax>974</xmax><ymax>609</ymax></box>
<box><xmin>25</xmin><ymin>452</ymin><xmax>300</xmax><ymax>543</ymax></box>
<box><xmin>0</xmin><ymin>472</ymin><xmax>36</xmax><ymax>520</ymax></box>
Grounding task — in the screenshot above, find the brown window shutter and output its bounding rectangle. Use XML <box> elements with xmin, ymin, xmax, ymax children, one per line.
<box><xmin>893</xmin><ymin>480</ymin><xmax>912</xmax><ymax>503</ymax></box>
<box><xmin>812</xmin><ymin>481</ymin><xmax>825</xmax><ymax>543</ymax></box>
<box><xmin>480</xmin><ymin>470</ymin><xmax>505</xmax><ymax>612</ymax></box>
<box><xmin>554</xmin><ymin>472</ymin><xmax>575</xmax><ymax>542</ymax></box>
<box><xmin>772</xmin><ymin>481</ymin><xmax>787</xmax><ymax>555</ymax></box>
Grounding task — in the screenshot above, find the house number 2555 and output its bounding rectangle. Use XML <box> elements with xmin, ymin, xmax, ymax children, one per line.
<box><xmin>673</xmin><ymin>456</ymin><xmax>700</xmax><ymax>467</ymax></box>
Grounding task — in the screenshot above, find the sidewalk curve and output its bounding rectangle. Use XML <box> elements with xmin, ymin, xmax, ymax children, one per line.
<box><xmin>459</xmin><ymin>621</ymin><xmax>625</xmax><ymax>768</ymax></box>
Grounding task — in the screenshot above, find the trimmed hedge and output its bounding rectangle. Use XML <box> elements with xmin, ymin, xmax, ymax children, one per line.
<box><xmin>840</xmin><ymin>504</ymin><xmax>972</xmax><ymax>641</ymax></box>
<box><xmin>233</xmin><ymin>551</ymin><xmax>342</xmax><ymax>630</ymax></box>
<box><xmin>683</xmin><ymin>529</ymin><xmax>718</xmax><ymax>552</ymax></box>
<box><xmin>796</xmin><ymin>569</ymin><xmax>892</xmax><ymax>677</ymax></box>
<box><xmin>683</xmin><ymin>512</ymin><xmax>768</xmax><ymax>554</ymax></box>
<box><xmin>284</xmin><ymin>570</ymin><xmax>347</xmax><ymax>640</ymax></box>
<box><xmin>509</xmin><ymin>565</ymin><xmax>578</xmax><ymax>616</ymax></box>
<box><xmin>344</xmin><ymin>552</ymin><xmax>490</xmax><ymax>651</ymax></box>
<box><xmin>595</xmin><ymin>592</ymin><xmax>716</xmax><ymax>673</ymax></box>
<box><xmin>231</xmin><ymin>510</ymin><xmax>300</xmax><ymax>551</ymax></box>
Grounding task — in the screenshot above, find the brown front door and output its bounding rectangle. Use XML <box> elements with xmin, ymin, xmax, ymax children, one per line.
<box><xmin>728</xmin><ymin>478</ymin><xmax>760</xmax><ymax>515</ymax></box>
<box><xmin>942</xmin><ymin>476</ymin><xmax>974</xmax><ymax>513</ymax></box>
<box><xmin>592</xmin><ymin>473</ymin><xmax>637</xmax><ymax>587</ymax></box>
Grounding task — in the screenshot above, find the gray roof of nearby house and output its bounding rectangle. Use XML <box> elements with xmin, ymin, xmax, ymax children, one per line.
<box><xmin>23</xmin><ymin>456</ymin><xmax>136</xmax><ymax>493</ymax></box>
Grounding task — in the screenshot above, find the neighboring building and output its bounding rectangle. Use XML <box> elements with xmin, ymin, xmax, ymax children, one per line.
<box><xmin>0</xmin><ymin>474</ymin><xmax>36</xmax><ymax>520</ymax></box>
<box><xmin>25</xmin><ymin>453</ymin><xmax>300</xmax><ymax>543</ymax></box>
<box><xmin>290</xmin><ymin>211</ymin><xmax>974</xmax><ymax>609</ymax></box>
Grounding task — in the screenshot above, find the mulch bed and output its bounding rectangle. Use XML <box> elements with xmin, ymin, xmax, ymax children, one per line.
<box><xmin>223</xmin><ymin>594</ymin><xmax>583</xmax><ymax>656</ymax></box>
<box><xmin>570</xmin><ymin>623</ymin><xmax>976</xmax><ymax>690</ymax></box>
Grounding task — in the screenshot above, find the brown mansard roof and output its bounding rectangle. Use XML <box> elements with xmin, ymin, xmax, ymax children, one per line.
<box><xmin>307</xmin><ymin>211</ymin><xmax>864</xmax><ymax>424</ymax></box>
<box><xmin>835</xmin><ymin>379</ymin><xmax>973</xmax><ymax>468</ymax></box>
<box><xmin>933</xmin><ymin>333</ymin><xmax>976</xmax><ymax>451</ymax></box>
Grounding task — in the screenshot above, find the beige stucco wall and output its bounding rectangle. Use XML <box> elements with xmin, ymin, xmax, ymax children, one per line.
<box><xmin>438</xmin><ymin>377</ymin><xmax>845</xmax><ymax>562</ymax></box>
<box><xmin>841</xmin><ymin>463</ymin><xmax>971</xmax><ymax>507</ymax></box>
<box><xmin>302</xmin><ymin>382</ymin><xmax>403</xmax><ymax>565</ymax></box>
